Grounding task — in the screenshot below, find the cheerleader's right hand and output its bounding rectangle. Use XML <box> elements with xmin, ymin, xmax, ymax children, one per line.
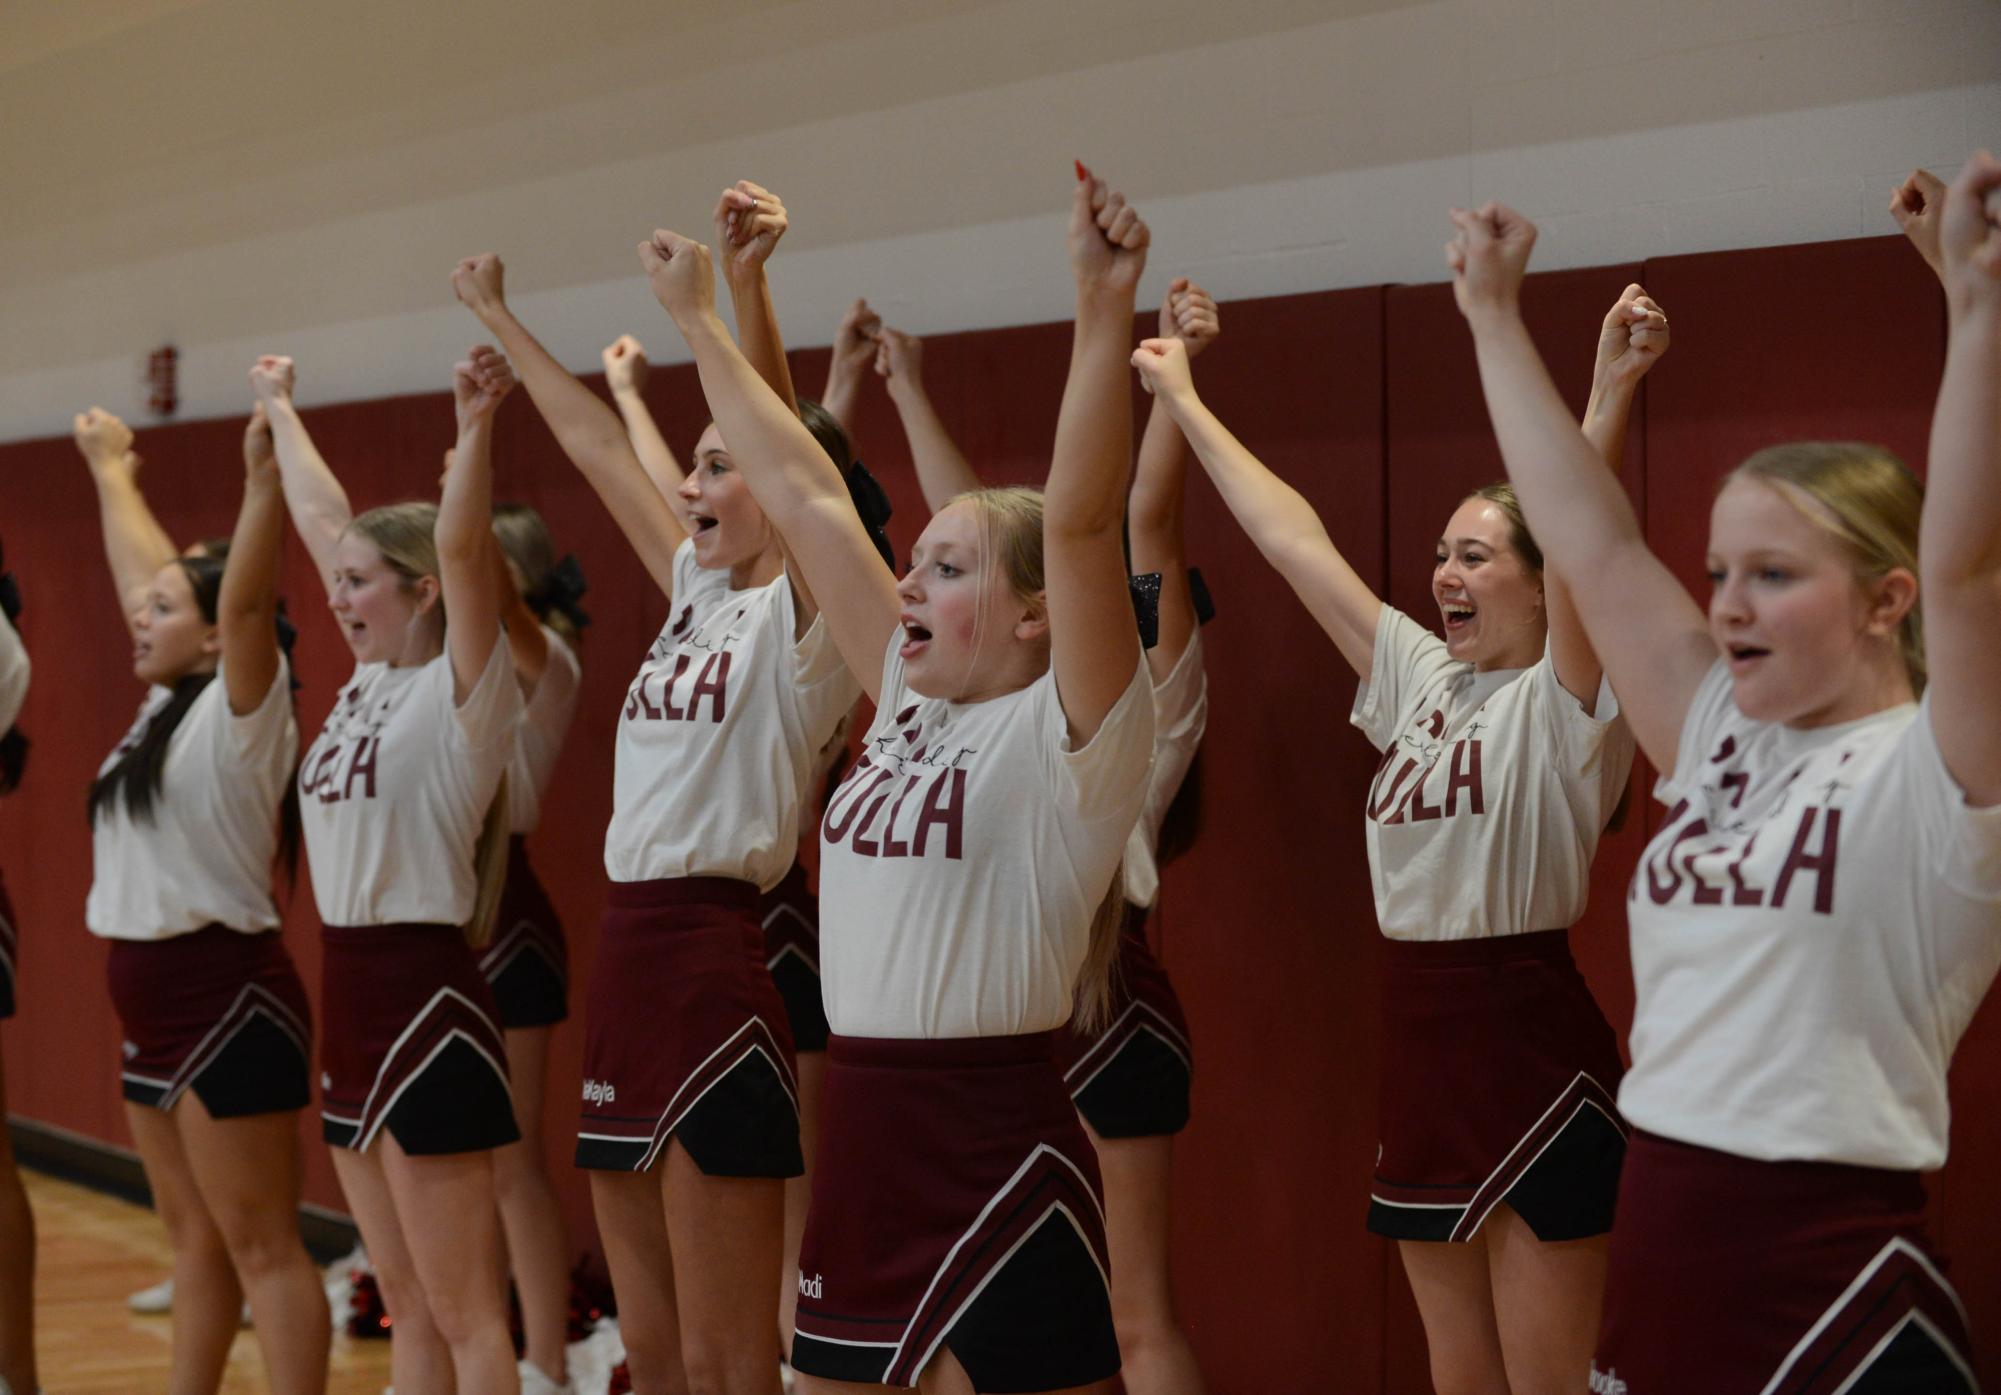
<box><xmin>602</xmin><ymin>334</ymin><xmax>649</xmax><ymax>395</ymax></box>
<box><xmin>72</xmin><ymin>406</ymin><xmax>135</xmax><ymax>470</ymax></box>
<box><xmin>1131</xmin><ymin>336</ymin><xmax>1196</xmax><ymax>405</ymax></box>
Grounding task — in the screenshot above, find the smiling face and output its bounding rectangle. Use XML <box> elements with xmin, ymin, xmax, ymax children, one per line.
<box><xmin>328</xmin><ymin>531</ymin><xmax>436</xmax><ymax>665</ymax></box>
<box><xmin>1705</xmin><ymin>476</ymin><xmax>1916</xmax><ymax>727</ymax></box>
<box><xmin>133</xmin><ymin>562</ymin><xmax>219</xmax><ymax>686</ymax></box>
<box><xmin>679</xmin><ymin>423</ymin><xmax>778</xmax><ymax>578</ymax></box>
<box><xmin>1432</xmin><ymin>497</ymin><xmax>1545</xmax><ymax>669</ymax></box>
<box><xmin>896</xmin><ymin>497</ymin><xmax>1048</xmax><ymax>702</ymax></box>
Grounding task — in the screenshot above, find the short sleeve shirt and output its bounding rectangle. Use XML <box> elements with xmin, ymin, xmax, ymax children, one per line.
<box><xmin>88</xmin><ymin>663</ymin><xmax>297</xmax><ymax>941</ymax></box>
<box><xmin>817</xmin><ymin>638</ymin><xmax>1156</xmax><ymax>1038</ymax></box>
<box><xmin>1619</xmin><ymin>660</ymin><xmax>2001</xmax><ymax>1170</ymax></box>
<box><xmin>299</xmin><ymin>638</ymin><xmax>521</xmax><ymax>928</ymax></box>
<box><xmin>603</xmin><ymin>542</ymin><xmax>858</xmax><ymax>891</ymax></box>
<box><xmin>1350</xmin><ymin>607</ymin><xmax>1633</xmax><ymax>940</ymax></box>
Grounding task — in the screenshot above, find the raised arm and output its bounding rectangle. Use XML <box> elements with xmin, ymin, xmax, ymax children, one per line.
<box><xmin>715</xmin><ymin>180</ymin><xmax>798</xmax><ymax>412</ymax></box>
<box><xmin>485</xmin><ymin>528</ymin><xmax>552</xmax><ymax>692</ymax></box>
<box><xmin>73</xmin><ymin>409</ymin><xmax>177</xmax><ymax>633</ymax></box>
<box><xmin>1917</xmin><ymin>151</ymin><xmax>2001</xmax><ymax>805</ymax></box>
<box><xmin>1545</xmin><ymin>283</ymin><xmax>1672</xmax><ymax>711</ymax></box>
<box><xmin>820</xmin><ymin>298</ymin><xmax>882</xmax><ymax>432</ymax></box>
<box><xmin>1450</xmin><ymin>203</ymin><xmax>1712</xmax><ymax>772</ymax></box>
<box><xmin>1042</xmin><ymin>168</ymin><xmax>1149</xmax><ymax>742</ymax></box>
<box><xmin>438</xmin><ymin>347</ymin><xmax>514</xmax><ymax>701</ymax></box>
<box><xmin>1130</xmin><ymin>277</ymin><xmax>1219</xmax><ymax>679</ymax></box>
<box><xmin>218</xmin><ymin>405</ymin><xmax>287</xmax><ymax>715</ymax></box>
<box><xmin>1133</xmin><ymin>338</ymin><xmax>1382</xmax><ymax>681</ymax></box>
<box><xmin>602</xmin><ymin>335</ymin><xmax>689</xmax><ymax>517</ymax></box>
<box><xmin>642</xmin><ymin>230</ymin><xmax>900</xmax><ymax>702</ymax></box>
<box><xmin>250</xmin><ymin>356</ymin><xmax>354</xmax><ymax>600</ymax></box>
<box><xmin>453</xmin><ymin>255</ymin><xmax>686</xmax><ymax>599</ymax></box>
<box><xmin>878</xmin><ymin>327</ymin><xmax>981</xmax><ymax>512</ymax></box>
<box><xmin>1891</xmin><ymin>168</ymin><xmax>1948</xmax><ymax>285</ymax></box>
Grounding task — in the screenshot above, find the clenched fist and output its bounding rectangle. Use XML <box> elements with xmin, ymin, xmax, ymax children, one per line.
<box><xmin>638</xmin><ymin>229</ymin><xmax>717</xmax><ymax>325</ymax></box>
<box><xmin>1070</xmin><ymin>163</ymin><xmax>1150</xmax><ymax>297</ymax></box>
<box><xmin>603</xmin><ymin>334</ymin><xmax>649</xmax><ymax>395</ymax></box>
<box><xmin>451</xmin><ymin>254</ymin><xmax>509</xmax><ymax>321</ymax></box>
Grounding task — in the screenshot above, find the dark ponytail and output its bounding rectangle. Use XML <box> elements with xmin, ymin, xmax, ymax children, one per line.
<box><xmin>87</xmin><ymin>557</ymin><xmax>224</xmax><ymax>828</ymax></box>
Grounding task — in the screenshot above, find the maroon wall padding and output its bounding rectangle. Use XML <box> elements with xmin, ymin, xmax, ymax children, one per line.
<box><xmin>3</xmin><ymin>232</ymin><xmax>1995</xmax><ymax>1393</ymax></box>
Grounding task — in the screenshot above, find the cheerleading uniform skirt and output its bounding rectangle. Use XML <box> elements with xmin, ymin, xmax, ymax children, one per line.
<box><xmin>106</xmin><ymin>924</ymin><xmax>312</xmax><ymax>1118</ymax></box>
<box><xmin>0</xmin><ymin>863</ymin><xmax>15</xmax><ymax>1020</ymax></box>
<box><xmin>320</xmin><ymin>922</ymin><xmax>517</xmax><ymax>1155</ymax></box>
<box><xmin>477</xmin><ymin>836</ymin><xmax>569</xmax><ymax>1029</ymax></box>
<box><xmin>575</xmin><ymin>877</ymin><xmax>801</xmax><ymax>1177</ymax></box>
<box><xmin>1053</xmin><ymin>902</ymin><xmax>1192</xmax><ymax>1138</ymax></box>
<box><xmin>790</xmin><ymin>1031</ymin><xmax>1121</xmax><ymax>1391</ymax></box>
<box><xmin>1368</xmin><ymin>928</ymin><xmax>1628</xmax><ymax>1243</ymax></box>
<box><xmin>760</xmin><ymin>862</ymin><xmax>829</xmax><ymax>1054</ymax></box>
<box><xmin>1591</xmin><ymin>1130</ymin><xmax>1976</xmax><ymax>1395</ymax></box>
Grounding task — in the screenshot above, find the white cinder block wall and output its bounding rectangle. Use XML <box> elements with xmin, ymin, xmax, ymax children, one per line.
<box><xmin>1</xmin><ymin>0</ymin><xmax>1995</xmax><ymax>444</ymax></box>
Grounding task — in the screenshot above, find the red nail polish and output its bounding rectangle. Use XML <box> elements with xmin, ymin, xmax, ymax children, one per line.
<box><xmin>1074</xmin><ymin>159</ymin><xmax>1090</xmax><ymax>182</ymax></box>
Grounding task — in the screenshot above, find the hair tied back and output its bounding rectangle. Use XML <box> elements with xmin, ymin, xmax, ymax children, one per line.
<box><xmin>845</xmin><ymin>461</ymin><xmax>897</xmax><ymax>572</ymax></box>
<box><xmin>526</xmin><ymin>554</ymin><xmax>591</xmax><ymax>633</ymax></box>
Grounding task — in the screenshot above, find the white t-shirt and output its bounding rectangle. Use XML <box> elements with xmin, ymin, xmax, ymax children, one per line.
<box><xmin>603</xmin><ymin>540</ymin><xmax>857</xmax><ymax>890</ymax></box>
<box><xmin>0</xmin><ymin>607</ymin><xmax>27</xmax><ymax>736</ymax></box>
<box><xmin>299</xmin><ymin>638</ymin><xmax>521</xmax><ymax>928</ymax></box>
<box><xmin>505</xmin><ymin>627</ymin><xmax>581</xmax><ymax>835</ymax></box>
<box><xmin>817</xmin><ymin>636</ymin><xmax>1156</xmax><ymax>1038</ymax></box>
<box><xmin>1350</xmin><ymin>607</ymin><xmax>1633</xmax><ymax>941</ymax></box>
<box><xmin>87</xmin><ymin>664</ymin><xmax>297</xmax><ymax>941</ymax></box>
<box><xmin>1123</xmin><ymin>632</ymin><xmax>1208</xmax><ymax>910</ymax></box>
<box><xmin>1619</xmin><ymin>661</ymin><xmax>2001</xmax><ymax>1171</ymax></box>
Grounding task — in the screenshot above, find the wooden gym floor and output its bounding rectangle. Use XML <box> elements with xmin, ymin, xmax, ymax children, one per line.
<box><xmin>23</xmin><ymin>1166</ymin><xmax>394</xmax><ymax>1394</ymax></box>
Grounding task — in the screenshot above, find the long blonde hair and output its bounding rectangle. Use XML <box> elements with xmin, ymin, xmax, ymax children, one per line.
<box><xmin>1726</xmin><ymin>442</ymin><xmax>1926</xmax><ymax>694</ymax></box>
<box><xmin>956</xmin><ymin>484</ymin><xmax>1126</xmax><ymax>1033</ymax></box>
<box><xmin>347</xmin><ymin>501</ymin><xmax>511</xmax><ymax>946</ymax></box>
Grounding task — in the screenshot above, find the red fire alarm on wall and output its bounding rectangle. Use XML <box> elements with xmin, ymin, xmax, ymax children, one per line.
<box><xmin>145</xmin><ymin>345</ymin><xmax>179</xmax><ymax>416</ymax></box>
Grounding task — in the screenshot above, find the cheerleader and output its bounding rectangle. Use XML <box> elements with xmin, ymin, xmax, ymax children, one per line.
<box><xmin>1134</xmin><ymin>277</ymin><xmax>1667</xmax><ymax>1389</ymax></box>
<box><xmin>0</xmin><ymin>554</ymin><xmax>34</xmax><ymax>1395</ymax></box>
<box><xmin>254</xmin><ymin>347</ymin><xmax>525</xmax><ymax>1395</ymax></box>
<box><xmin>871</xmin><ymin>280</ymin><xmax>1222</xmax><ymax>1393</ymax></box>
<box><xmin>1448</xmin><ymin>156</ymin><xmax>2001</xmax><ymax>1393</ymax></box>
<box><xmin>480</xmin><ymin>501</ymin><xmax>586</xmax><ymax>1395</ymax></box>
<box><xmin>641</xmin><ymin>165</ymin><xmax>1157</xmax><ymax>1394</ymax></box>
<box><xmin>604</xmin><ymin>328</ymin><xmax>860</xmax><ymax>1361</ymax></box>
<box><xmin>72</xmin><ymin>404</ymin><xmax>329</xmax><ymax>1395</ymax></box>
<box><xmin>453</xmin><ymin>177</ymin><xmax>861</xmax><ymax>1395</ymax></box>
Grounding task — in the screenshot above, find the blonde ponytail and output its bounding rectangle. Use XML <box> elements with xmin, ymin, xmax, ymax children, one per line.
<box><xmin>463</xmin><ymin>774</ymin><xmax>511</xmax><ymax>950</ymax></box>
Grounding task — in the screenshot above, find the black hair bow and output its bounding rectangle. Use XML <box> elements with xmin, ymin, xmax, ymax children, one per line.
<box><xmin>527</xmin><ymin>554</ymin><xmax>592</xmax><ymax>633</ymax></box>
<box><xmin>847</xmin><ymin>461</ymin><xmax>896</xmax><ymax>572</ymax></box>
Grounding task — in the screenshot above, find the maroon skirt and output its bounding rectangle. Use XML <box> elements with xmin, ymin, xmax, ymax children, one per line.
<box><xmin>1593</xmin><ymin>1131</ymin><xmax>1976</xmax><ymax>1394</ymax></box>
<box><xmin>477</xmin><ymin>836</ymin><xmax>569</xmax><ymax>1029</ymax></box>
<box><xmin>1054</xmin><ymin>903</ymin><xmax>1193</xmax><ymax>1138</ymax></box>
<box><xmin>1369</xmin><ymin>929</ymin><xmax>1627</xmax><ymax>1243</ymax></box>
<box><xmin>790</xmin><ymin>1032</ymin><xmax>1121</xmax><ymax>1391</ymax></box>
<box><xmin>0</xmin><ymin>863</ymin><xmax>15</xmax><ymax>1019</ymax></box>
<box><xmin>575</xmin><ymin>877</ymin><xmax>801</xmax><ymax>1177</ymax></box>
<box><xmin>760</xmin><ymin>863</ymin><xmax>829</xmax><ymax>1054</ymax></box>
<box><xmin>320</xmin><ymin>922</ymin><xmax>517</xmax><ymax>1156</ymax></box>
<box><xmin>105</xmin><ymin>925</ymin><xmax>312</xmax><ymax>1118</ymax></box>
